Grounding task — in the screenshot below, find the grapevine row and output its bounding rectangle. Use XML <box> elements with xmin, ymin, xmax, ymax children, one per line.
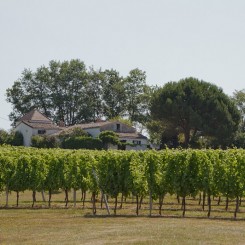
<box><xmin>0</xmin><ymin>146</ymin><xmax>244</xmax><ymax>217</ymax></box>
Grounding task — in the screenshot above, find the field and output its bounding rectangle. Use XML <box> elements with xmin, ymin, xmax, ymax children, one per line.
<box><xmin>1</xmin><ymin>191</ymin><xmax>245</xmax><ymax>244</ymax></box>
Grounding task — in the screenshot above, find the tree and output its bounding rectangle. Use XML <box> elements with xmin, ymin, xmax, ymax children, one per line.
<box><xmin>124</xmin><ymin>69</ymin><xmax>150</xmax><ymax>123</ymax></box>
<box><xmin>233</xmin><ymin>89</ymin><xmax>245</xmax><ymax>130</ymax></box>
<box><xmin>232</xmin><ymin>89</ymin><xmax>245</xmax><ymax>148</ymax></box>
<box><xmin>150</xmin><ymin>77</ymin><xmax>240</xmax><ymax>148</ymax></box>
<box><xmin>101</xmin><ymin>69</ymin><xmax>126</xmax><ymax>119</ymax></box>
<box><xmin>0</xmin><ymin>130</ymin><xmax>23</xmax><ymax>146</ymax></box>
<box><xmin>7</xmin><ymin>60</ymin><xmax>150</xmax><ymax>127</ymax></box>
<box><xmin>98</xmin><ymin>130</ymin><xmax>120</xmax><ymax>150</ymax></box>
<box><xmin>6</xmin><ymin>59</ymin><xmax>91</xmax><ymax>126</ymax></box>
<box><xmin>0</xmin><ymin>130</ymin><xmax>11</xmax><ymax>145</ymax></box>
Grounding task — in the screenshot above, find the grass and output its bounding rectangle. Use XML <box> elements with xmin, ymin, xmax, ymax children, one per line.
<box><xmin>0</xmin><ymin>191</ymin><xmax>245</xmax><ymax>244</ymax></box>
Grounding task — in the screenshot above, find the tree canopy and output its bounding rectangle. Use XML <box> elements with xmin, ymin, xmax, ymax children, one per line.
<box><xmin>6</xmin><ymin>60</ymin><xmax>149</xmax><ymax>126</ymax></box>
<box><xmin>150</xmin><ymin>77</ymin><xmax>241</xmax><ymax>148</ymax></box>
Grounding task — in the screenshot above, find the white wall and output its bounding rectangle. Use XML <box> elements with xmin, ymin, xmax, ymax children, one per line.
<box><xmin>84</xmin><ymin>128</ymin><xmax>101</xmax><ymax>137</ymax></box>
<box><xmin>15</xmin><ymin>123</ymin><xmax>34</xmax><ymax>146</ymax></box>
<box><xmin>15</xmin><ymin>123</ymin><xmax>60</xmax><ymax>146</ymax></box>
<box><xmin>108</xmin><ymin>138</ymin><xmax>148</xmax><ymax>151</ymax></box>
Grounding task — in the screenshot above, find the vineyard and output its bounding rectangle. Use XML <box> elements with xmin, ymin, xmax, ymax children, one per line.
<box><xmin>0</xmin><ymin>146</ymin><xmax>245</xmax><ymax>219</ymax></box>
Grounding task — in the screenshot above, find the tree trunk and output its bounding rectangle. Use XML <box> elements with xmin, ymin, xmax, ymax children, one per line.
<box><xmin>41</xmin><ymin>190</ymin><xmax>46</xmax><ymax>202</ymax></box>
<box><xmin>114</xmin><ymin>196</ymin><xmax>118</xmax><ymax>215</ymax></box>
<box><xmin>225</xmin><ymin>197</ymin><xmax>229</xmax><ymax>211</ymax></box>
<box><xmin>234</xmin><ymin>196</ymin><xmax>239</xmax><ymax>219</ymax></box>
<box><xmin>73</xmin><ymin>189</ymin><xmax>76</xmax><ymax>207</ymax></box>
<box><xmin>207</xmin><ymin>194</ymin><xmax>211</xmax><ymax>218</ymax></box>
<box><xmin>48</xmin><ymin>189</ymin><xmax>52</xmax><ymax>208</ymax></box>
<box><xmin>136</xmin><ymin>195</ymin><xmax>139</xmax><ymax>216</ymax></box>
<box><xmin>217</xmin><ymin>196</ymin><xmax>221</xmax><ymax>206</ymax></box>
<box><xmin>32</xmin><ymin>190</ymin><xmax>36</xmax><ymax>207</ymax></box>
<box><xmin>65</xmin><ymin>189</ymin><xmax>69</xmax><ymax>207</ymax></box>
<box><xmin>5</xmin><ymin>186</ymin><xmax>9</xmax><ymax>207</ymax></box>
<box><xmin>120</xmin><ymin>194</ymin><xmax>124</xmax><ymax>209</ymax></box>
<box><xmin>16</xmin><ymin>191</ymin><xmax>19</xmax><ymax>207</ymax></box>
<box><xmin>202</xmin><ymin>192</ymin><xmax>206</xmax><ymax>211</ymax></box>
<box><xmin>177</xmin><ymin>195</ymin><xmax>180</xmax><ymax>204</ymax></box>
<box><xmin>100</xmin><ymin>193</ymin><xmax>103</xmax><ymax>209</ymax></box>
<box><xmin>82</xmin><ymin>191</ymin><xmax>86</xmax><ymax>208</ymax></box>
<box><xmin>182</xmin><ymin>196</ymin><xmax>186</xmax><ymax>217</ymax></box>
<box><xmin>159</xmin><ymin>195</ymin><xmax>164</xmax><ymax>216</ymax></box>
<box><xmin>198</xmin><ymin>193</ymin><xmax>202</xmax><ymax>205</ymax></box>
<box><xmin>149</xmin><ymin>191</ymin><xmax>153</xmax><ymax>217</ymax></box>
<box><xmin>92</xmin><ymin>192</ymin><xmax>96</xmax><ymax>215</ymax></box>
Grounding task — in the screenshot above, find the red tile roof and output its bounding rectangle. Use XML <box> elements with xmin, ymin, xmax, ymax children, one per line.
<box><xmin>117</xmin><ymin>132</ymin><xmax>147</xmax><ymax>139</ymax></box>
<box><xmin>18</xmin><ymin>109</ymin><xmax>51</xmax><ymax>123</ymax></box>
<box><xmin>21</xmin><ymin>121</ymin><xmax>61</xmax><ymax>130</ymax></box>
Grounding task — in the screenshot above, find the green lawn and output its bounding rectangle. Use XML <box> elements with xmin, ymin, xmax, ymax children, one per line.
<box><xmin>0</xmin><ymin>191</ymin><xmax>245</xmax><ymax>244</ymax></box>
<box><xmin>1</xmin><ymin>209</ymin><xmax>245</xmax><ymax>245</ymax></box>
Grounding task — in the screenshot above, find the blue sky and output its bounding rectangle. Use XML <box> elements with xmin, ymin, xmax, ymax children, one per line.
<box><xmin>1</xmin><ymin>0</ymin><xmax>245</xmax><ymax>130</ymax></box>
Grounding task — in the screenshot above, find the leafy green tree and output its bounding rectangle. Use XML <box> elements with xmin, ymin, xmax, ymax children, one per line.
<box><xmin>0</xmin><ymin>130</ymin><xmax>23</xmax><ymax>146</ymax></box>
<box><xmin>101</xmin><ymin>69</ymin><xmax>126</xmax><ymax>119</ymax></box>
<box><xmin>85</xmin><ymin>68</ymin><xmax>104</xmax><ymax>121</ymax></box>
<box><xmin>98</xmin><ymin>130</ymin><xmax>120</xmax><ymax>150</ymax></box>
<box><xmin>124</xmin><ymin>69</ymin><xmax>150</xmax><ymax>123</ymax></box>
<box><xmin>232</xmin><ymin>89</ymin><xmax>245</xmax><ymax>148</ymax></box>
<box><xmin>6</xmin><ymin>59</ymin><xmax>92</xmax><ymax>126</ymax></box>
<box><xmin>10</xmin><ymin>131</ymin><xmax>24</xmax><ymax>146</ymax></box>
<box><xmin>150</xmin><ymin>77</ymin><xmax>240</xmax><ymax>148</ymax></box>
<box><xmin>233</xmin><ymin>89</ymin><xmax>245</xmax><ymax>130</ymax></box>
<box><xmin>0</xmin><ymin>130</ymin><xmax>11</xmax><ymax>145</ymax></box>
<box><xmin>10</xmin><ymin>155</ymin><xmax>30</xmax><ymax>206</ymax></box>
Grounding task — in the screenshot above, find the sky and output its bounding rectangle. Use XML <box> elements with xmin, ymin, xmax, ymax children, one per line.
<box><xmin>0</xmin><ymin>0</ymin><xmax>245</xmax><ymax>130</ymax></box>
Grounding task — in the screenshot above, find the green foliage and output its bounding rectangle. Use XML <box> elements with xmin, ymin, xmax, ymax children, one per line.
<box><xmin>98</xmin><ymin>131</ymin><xmax>120</xmax><ymax>149</ymax></box>
<box><xmin>124</xmin><ymin>69</ymin><xmax>150</xmax><ymax>123</ymax></box>
<box><xmin>62</xmin><ymin>136</ymin><xmax>103</xmax><ymax>150</ymax></box>
<box><xmin>10</xmin><ymin>131</ymin><xmax>24</xmax><ymax>146</ymax></box>
<box><xmin>58</xmin><ymin>127</ymin><xmax>90</xmax><ymax>140</ymax></box>
<box><xmin>0</xmin><ymin>130</ymin><xmax>11</xmax><ymax>145</ymax></box>
<box><xmin>0</xmin><ymin>130</ymin><xmax>23</xmax><ymax>146</ymax></box>
<box><xmin>31</xmin><ymin>135</ymin><xmax>58</xmax><ymax>148</ymax></box>
<box><xmin>150</xmin><ymin>77</ymin><xmax>241</xmax><ymax>148</ymax></box>
<box><xmin>0</xmin><ymin>146</ymin><xmax>245</xmax><ymax>217</ymax></box>
<box><xmin>6</xmin><ymin>62</ymin><xmax>149</xmax><ymax>126</ymax></box>
<box><xmin>101</xmin><ymin>69</ymin><xmax>126</xmax><ymax>119</ymax></box>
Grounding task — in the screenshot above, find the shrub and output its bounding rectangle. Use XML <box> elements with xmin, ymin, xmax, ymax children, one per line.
<box><xmin>31</xmin><ymin>135</ymin><xmax>58</xmax><ymax>148</ymax></box>
<box><xmin>62</xmin><ymin>136</ymin><xmax>103</xmax><ymax>150</ymax></box>
<box><xmin>99</xmin><ymin>131</ymin><xmax>120</xmax><ymax>150</ymax></box>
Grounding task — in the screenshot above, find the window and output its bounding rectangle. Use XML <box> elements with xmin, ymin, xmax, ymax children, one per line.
<box><xmin>133</xmin><ymin>140</ymin><xmax>141</xmax><ymax>145</ymax></box>
<box><xmin>116</xmin><ymin>124</ymin><xmax>120</xmax><ymax>131</ymax></box>
<box><xmin>38</xmin><ymin>129</ymin><xmax>46</xmax><ymax>135</ymax></box>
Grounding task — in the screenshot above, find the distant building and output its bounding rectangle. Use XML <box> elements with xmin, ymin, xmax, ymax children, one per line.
<box><xmin>15</xmin><ymin>109</ymin><xmax>148</xmax><ymax>150</ymax></box>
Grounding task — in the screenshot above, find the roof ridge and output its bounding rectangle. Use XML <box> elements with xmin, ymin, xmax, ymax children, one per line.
<box><xmin>18</xmin><ymin>109</ymin><xmax>52</xmax><ymax>123</ymax></box>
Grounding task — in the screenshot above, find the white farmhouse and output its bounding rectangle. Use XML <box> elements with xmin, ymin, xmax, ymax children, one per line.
<box><xmin>14</xmin><ymin>109</ymin><xmax>61</xmax><ymax>146</ymax></box>
<box><xmin>60</xmin><ymin>121</ymin><xmax>148</xmax><ymax>150</ymax></box>
<box><xmin>15</xmin><ymin>109</ymin><xmax>148</xmax><ymax>150</ymax></box>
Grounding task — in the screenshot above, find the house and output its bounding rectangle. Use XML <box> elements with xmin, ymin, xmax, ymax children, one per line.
<box><xmin>15</xmin><ymin>109</ymin><xmax>148</xmax><ymax>150</ymax></box>
<box><xmin>14</xmin><ymin>109</ymin><xmax>62</xmax><ymax>146</ymax></box>
<box><xmin>59</xmin><ymin>120</ymin><xmax>148</xmax><ymax>150</ymax></box>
